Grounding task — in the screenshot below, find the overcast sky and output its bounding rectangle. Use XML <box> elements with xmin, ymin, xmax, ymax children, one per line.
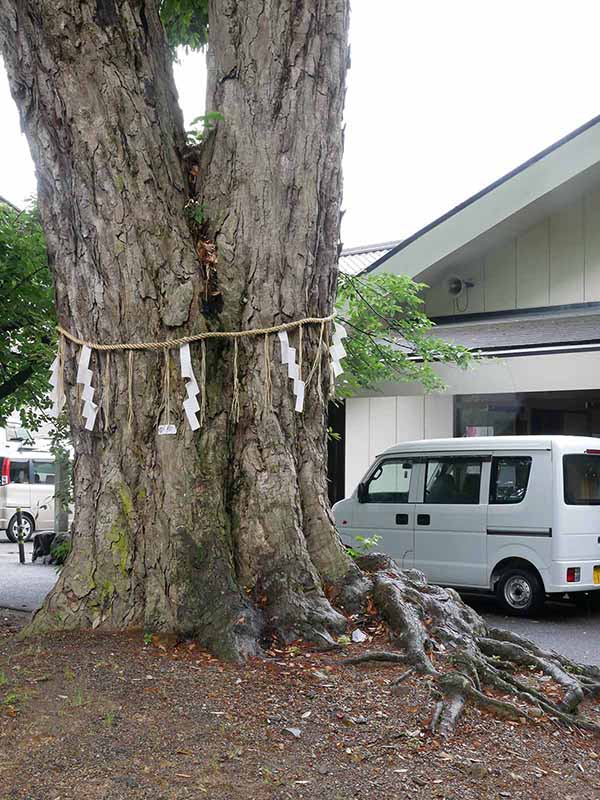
<box><xmin>1</xmin><ymin>1</ymin><xmax>599</xmax><ymax>249</ymax></box>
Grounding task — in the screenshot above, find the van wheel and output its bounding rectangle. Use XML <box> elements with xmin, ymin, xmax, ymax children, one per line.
<box><xmin>496</xmin><ymin>567</ymin><xmax>544</xmax><ymax>616</ymax></box>
<box><xmin>6</xmin><ymin>514</ymin><xmax>34</xmax><ymax>543</ymax></box>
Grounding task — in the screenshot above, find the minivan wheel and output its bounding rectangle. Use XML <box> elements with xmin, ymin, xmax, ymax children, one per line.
<box><xmin>6</xmin><ymin>513</ymin><xmax>34</xmax><ymax>543</ymax></box>
<box><xmin>496</xmin><ymin>568</ymin><xmax>545</xmax><ymax>616</ymax></box>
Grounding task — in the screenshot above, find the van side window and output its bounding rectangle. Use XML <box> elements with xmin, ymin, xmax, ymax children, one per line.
<box><xmin>425</xmin><ymin>458</ymin><xmax>482</xmax><ymax>504</ymax></box>
<box><xmin>9</xmin><ymin>460</ymin><xmax>29</xmax><ymax>484</ymax></box>
<box><xmin>32</xmin><ymin>462</ymin><xmax>55</xmax><ymax>485</ymax></box>
<box><xmin>364</xmin><ymin>460</ymin><xmax>412</xmax><ymax>503</ymax></box>
<box><xmin>489</xmin><ymin>457</ymin><xmax>532</xmax><ymax>504</ymax></box>
<box><xmin>563</xmin><ymin>455</ymin><xmax>600</xmax><ymax>505</ymax></box>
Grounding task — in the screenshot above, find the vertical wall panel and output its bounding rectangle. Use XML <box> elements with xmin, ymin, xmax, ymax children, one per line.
<box><xmin>344</xmin><ymin>398</ymin><xmax>371</xmax><ymax>495</ymax></box>
<box><xmin>368</xmin><ymin>397</ymin><xmax>398</xmax><ymax>464</ymax></box>
<box><xmin>424</xmin><ymin>395</ymin><xmax>453</xmax><ymax>439</ymax></box>
<box><xmin>396</xmin><ymin>396</ymin><xmax>425</xmax><ymax>442</ymax></box>
<box><xmin>585</xmin><ymin>189</ymin><xmax>600</xmax><ymax>301</ymax></box>
<box><xmin>423</xmin><ymin>282</ymin><xmax>452</xmax><ymax>318</ymax></box>
<box><xmin>484</xmin><ymin>241</ymin><xmax>517</xmax><ymax>311</ymax></box>
<box><xmin>549</xmin><ymin>200</ymin><xmax>584</xmax><ymax>305</ymax></box>
<box><xmin>516</xmin><ymin>220</ymin><xmax>549</xmax><ymax>308</ymax></box>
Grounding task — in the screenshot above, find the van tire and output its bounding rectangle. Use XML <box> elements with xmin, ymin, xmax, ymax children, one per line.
<box><xmin>496</xmin><ymin>567</ymin><xmax>545</xmax><ymax>616</ymax></box>
<box><xmin>6</xmin><ymin>513</ymin><xmax>35</xmax><ymax>543</ymax></box>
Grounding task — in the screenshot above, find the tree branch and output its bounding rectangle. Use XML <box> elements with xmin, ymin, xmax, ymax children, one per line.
<box><xmin>0</xmin><ymin>364</ymin><xmax>35</xmax><ymax>401</ymax></box>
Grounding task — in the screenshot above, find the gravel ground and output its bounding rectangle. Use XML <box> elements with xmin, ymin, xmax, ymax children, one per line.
<box><xmin>1</xmin><ymin>612</ymin><xmax>600</xmax><ymax>800</ymax></box>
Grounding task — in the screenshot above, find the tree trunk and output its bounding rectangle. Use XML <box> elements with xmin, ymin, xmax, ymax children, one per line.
<box><xmin>0</xmin><ymin>0</ymin><xmax>357</xmax><ymax>659</ymax></box>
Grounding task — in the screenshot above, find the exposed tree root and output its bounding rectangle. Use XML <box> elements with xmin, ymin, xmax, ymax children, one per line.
<box><xmin>342</xmin><ymin>650</ymin><xmax>417</xmax><ymax>667</ymax></box>
<box><xmin>346</xmin><ymin>554</ymin><xmax>600</xmax><ymax>737</ymax></box>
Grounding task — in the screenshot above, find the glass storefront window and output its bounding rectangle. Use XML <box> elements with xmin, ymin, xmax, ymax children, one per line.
<box><xmin>455</xmin><ymin>390</ymin><xmax>600</xmax><ymax>439</ymax></box>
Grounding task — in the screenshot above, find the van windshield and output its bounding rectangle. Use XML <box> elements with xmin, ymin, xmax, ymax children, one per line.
<box><xmin>563</xmin><ymin>455</ymin><xmax>600</xmax><ymax>505</ymax></box>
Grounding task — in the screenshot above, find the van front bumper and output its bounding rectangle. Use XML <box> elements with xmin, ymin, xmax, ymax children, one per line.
<box><xmin>548</xmin><ymin>560</ymin><xmax>600</xmax><ymax>594</ymax></box>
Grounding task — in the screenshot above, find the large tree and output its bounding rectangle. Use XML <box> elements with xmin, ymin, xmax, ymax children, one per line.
<box><xmin>2</xmin><ymin>1</ymin><xmax>599</xmax><ymax>736</ymax></box>
<box><xmin>1</xmin><ymin>0</ymin><xmax>358</xmax><ymax>659</ymax></box>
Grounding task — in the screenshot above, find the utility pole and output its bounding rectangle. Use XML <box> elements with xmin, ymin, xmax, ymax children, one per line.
<box><xmin>16</xmin><ymin>507</ymin><xmax>25</xmax><ymax>564</ymax></box>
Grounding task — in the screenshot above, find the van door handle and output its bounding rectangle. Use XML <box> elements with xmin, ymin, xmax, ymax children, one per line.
<box><xmin>396</xmin><ymin>513</ymin><xmax>409</xmax><ymax>525</ymax></box>
<box><xmin>417</xmin><ymin>514</ymin><xmax>430</xmax><ymax>526</ymax></box>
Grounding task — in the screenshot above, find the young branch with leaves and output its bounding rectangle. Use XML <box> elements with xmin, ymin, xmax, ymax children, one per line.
<box><xmin>335</xmin><ymin>271</ymin><xmax>472</xmax><ymax>398</ymax></box>
<box><xmin>0</xmin><ymin>201</ymin><xmax>54</xmax><ymax>424</ymax></box>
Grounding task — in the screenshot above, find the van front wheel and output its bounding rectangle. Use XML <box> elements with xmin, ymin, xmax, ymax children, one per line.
<box><xmin>6</xmin><ymin>513</ymin><xmax>35</xmax><ymax>543</ymax></box>
<box><xmin>496</xmin><ymin>568</ymin><xmax>545</xmax><ymax>616</ymax></box>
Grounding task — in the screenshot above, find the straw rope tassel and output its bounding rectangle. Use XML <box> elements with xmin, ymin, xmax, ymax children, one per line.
<box><xmin>230</xmin><ymin>339</ymin><xmax>240</xmax><ymax>422</ymax></box>
<box><xmin>103</xmin><ymin>351</ymin><xmax>111</xmax><ymax>429</ymax></box>
<box><xmin>58</xmin><ymin>334</ymin><xmax>65</xmax><ymax>410</ymax></box>
<box><xmin>305</xmin><ymin>320</ymin><xmax>325</xmax><ymax>404</ymax></box>
<box><xmin>263</xmin><ymin>334</ymin><xmax>273</xmax><ymax>413</ymax></box>
<box><xmin>328</xmin><ymin>321</ymin><xmax>336</xmax><ymax>399</ymax></box>
<box><xmin>200</xmin><ymin>339</ymin><xmax>207</xmax><ymax>427</ymax></box>
<box><xmin>163</xmin><ymin>348</ymin><xmax>172</xmax><ymax>424</ymax></box>
<box><xmin>127</xmin><ymin>351</ymin><xmax>134</xmax><ymax>429</ymax></box>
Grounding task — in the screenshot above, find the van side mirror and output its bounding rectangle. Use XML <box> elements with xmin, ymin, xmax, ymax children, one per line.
<box><xmin>357</xmin><ymin>482</ymin><xmax>367</xmax><ymax>503</ymax></box>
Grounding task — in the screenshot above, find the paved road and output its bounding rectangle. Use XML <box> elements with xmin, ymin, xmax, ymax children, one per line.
<box><xmin>0</xmin><ymin>540</ymin><xmax>599</xmax><ymax>666</ymax></box>
<box><xmin>465</xmin><ymin>592</ymin><xmax>600</xmax><ymax>666</ymax></box>
<box><xmin>0</xmin><ymin>540</ymin><xmax>58</xmax><ymax>613</ymax></box>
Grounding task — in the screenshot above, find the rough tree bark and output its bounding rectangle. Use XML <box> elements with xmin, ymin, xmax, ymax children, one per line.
<box><xmin>2</xmin><ymin>1</ymin><xmax>600</xmax><ymax>736</ymax></box>
<box><xmin>0</xmin><ymin>0</ymin><xmax>359</xmax><ymax>658</ymax></box>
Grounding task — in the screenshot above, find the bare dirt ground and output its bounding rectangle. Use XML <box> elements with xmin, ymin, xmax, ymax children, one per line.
<box><xmin>1</xmin><ymin>609</ymin><xmax>600</xmax><ymax>800</ymax></box>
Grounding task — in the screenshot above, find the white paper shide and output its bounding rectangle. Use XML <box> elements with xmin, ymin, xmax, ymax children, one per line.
<box><xmin>76</xmin><ymin>345</ymin><xmax>98</xmax><ymax>431</ymax></box>
<box><xmin>49</xmin><ymin>354</ymin><xmax>65</xmax><ymax>418</ymax></box>
<box><xmin>179</xmin><ymin>343</ymin><xmax>201</xmax><ymax>431</ymax></box>
<box><xmin>329</xmin><ymin>323</ymin><xmax>347</xmax><ymax>377</ymax></box>
<box><xmin>278</xmin><ymin>331</ymin><xmax>305</xmax><ymax>412</ymax></box>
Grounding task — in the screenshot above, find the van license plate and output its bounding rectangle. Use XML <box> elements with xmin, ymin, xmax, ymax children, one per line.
<box><xmin>594</xmin><ymin>567</ymin><xmax>600</xmax><ymax>584</ymax></box>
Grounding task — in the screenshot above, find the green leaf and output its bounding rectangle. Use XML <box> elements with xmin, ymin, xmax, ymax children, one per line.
<box><xmin>0</xmin><ymin>200</ymin><xmax>55</xmax><ymax>425</ymax></box>
<box><xmin>160</xmin><ymin>0</ymin><xmax>209</xmax><ymax>53</ymax></box>
<box><xmin>334</xmin><ymin>272</ymin><xmax>472</xmax><ymax>398</ymax></box>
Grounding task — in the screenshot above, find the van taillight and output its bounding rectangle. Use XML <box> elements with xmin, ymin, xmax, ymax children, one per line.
<box><xmin>1</xmin><ymin>458</ymin><xmax>9</xmax><ymax>486</ymax></box>
<box><xmin>566</xmin><ymin>567</ymin><xmax>581</xmax><ymax>583</ymax></box>
<box><xmin>585</xmin><ymin>449</ymin><xmax>600</xmax><ymax>455</ymax></box>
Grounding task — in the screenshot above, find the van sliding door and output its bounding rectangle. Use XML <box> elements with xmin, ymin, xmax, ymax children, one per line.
<box><xmin>414</xmin><ymin>455</ymin><xmax>488</xmax><ymax>588</ymax></box>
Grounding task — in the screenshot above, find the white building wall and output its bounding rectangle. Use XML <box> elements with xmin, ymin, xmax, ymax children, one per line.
<box><xmin>424</xmin><ymin>189</ymin><xmax>600</xmax><ymax>318</ymax></box>
<box><xmin>344</xmin><ymin>349</ymin><xmax>600</xmax><ymax>496</ymax></box>
<box><xmin>345</xmin><ymin>394</ymin><xmax>452</xmax><ymax>495</ymax></box>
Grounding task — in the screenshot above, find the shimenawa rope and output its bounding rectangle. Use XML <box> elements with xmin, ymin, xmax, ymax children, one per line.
<box><xmin>57</xmin><ymin>312</ymin><xmax>336</xmax><ymax>352</ymax></box>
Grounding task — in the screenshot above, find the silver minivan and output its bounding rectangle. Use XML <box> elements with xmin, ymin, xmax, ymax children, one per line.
<box><xmin>333</xmin><ymin>435</ymin><xmax>600</xmax><ymax>615</ymax></box>
<box><xmin>0</xmin><ymin>446</ymin><xmax>56</xmax><ymax>541</ymax></box>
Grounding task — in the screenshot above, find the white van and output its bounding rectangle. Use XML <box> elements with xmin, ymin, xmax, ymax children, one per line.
<box><xmin>333</xmin><ymin>436</ymin><xmax>600</xmax><ymax>615</ymax></box>
<box><xmin>0</xmin><ymin>444</ymin><xmax>56</xmax><ymax>542</ymax></box>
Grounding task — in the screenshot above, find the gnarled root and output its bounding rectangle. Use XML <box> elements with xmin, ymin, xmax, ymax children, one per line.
<box><xmin>348</xmin><ymin>554</ymin><xmax>600</xmax><ymax>737</ymax></box>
